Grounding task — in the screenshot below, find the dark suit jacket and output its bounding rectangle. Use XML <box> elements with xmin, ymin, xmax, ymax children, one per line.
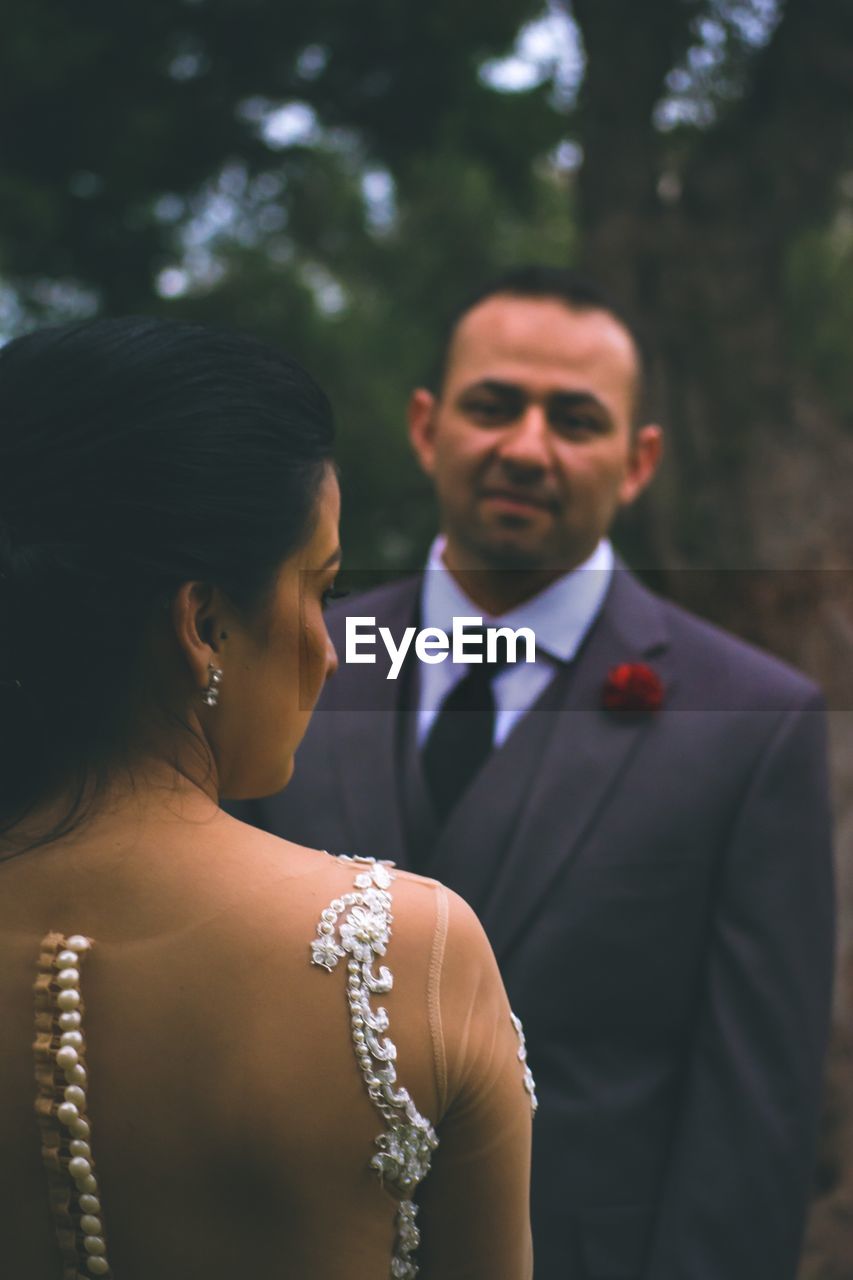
<box><xmin>232</xmin><ymin>566</ymin><xmax>835</xmax><ymax>1279</ymax></box>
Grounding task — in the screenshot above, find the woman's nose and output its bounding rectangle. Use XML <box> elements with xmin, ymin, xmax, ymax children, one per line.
<box><xmin>325</xmin><ymin>637</ymin><xmax>340</xmax><ymax>680</ymax></box>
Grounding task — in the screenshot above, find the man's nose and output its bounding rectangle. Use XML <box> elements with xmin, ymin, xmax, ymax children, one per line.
<box><xmin>497</xmin><ymin>404</ymin><xmax>551</xmax><ymax>471</ymax></box>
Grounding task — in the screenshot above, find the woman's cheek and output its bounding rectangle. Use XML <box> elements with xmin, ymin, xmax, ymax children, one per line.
<box><xmin>300</xmin><ymin>613</ymin><xmax>328</xmax><ymax>703</ymax></box>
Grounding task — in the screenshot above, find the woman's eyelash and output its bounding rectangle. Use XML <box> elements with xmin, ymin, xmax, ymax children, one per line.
<box><xmin>322</xmin><ymin>585</ymin><xmax>349</xmax><ymax>609</ymax></box>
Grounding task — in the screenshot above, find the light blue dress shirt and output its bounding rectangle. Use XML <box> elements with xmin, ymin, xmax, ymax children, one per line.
<box><xmin>417</xmin><ymin>538</ymin><xmax>614</xmax><ymax>748</ymax></box>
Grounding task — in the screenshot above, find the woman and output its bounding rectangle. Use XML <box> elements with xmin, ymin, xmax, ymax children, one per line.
<box><xmin>0</xmin><ymin>317</ymin><xmax>534</xmax><ymax>1278</ymax></box>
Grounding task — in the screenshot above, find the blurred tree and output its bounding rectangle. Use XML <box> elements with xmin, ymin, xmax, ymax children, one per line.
<box><xmin>1</xmin><ymin>0</ymin><xmax>850</xmax><ymax>638</ymax></box>
<box><xmin>571</xmin><ymin>0</ymin><xmax>853</xmax><ymax>578</ymax></box>
<box><xmin>163</xmin><ymin>147</ymin><xmax>576</xmax><ymax>567</ymax></box>
<box><xmin>0</xmin><ymin>0</ymin><xmax>557</xmax><ymax>312</ymax></box>
<box><xmin>566</xmin><ymin>6</ymin><xmax>853</xmax><ymax>1274</ymax></box>
<box><xmin>0</xmin><ymin>0</ymin><xmax>572</xmax><ymax>566</ymax></box>
<box><xmin>2</xmin><ymin>0</ymin><xmax>851</xmax><ymax>572</ymax></box>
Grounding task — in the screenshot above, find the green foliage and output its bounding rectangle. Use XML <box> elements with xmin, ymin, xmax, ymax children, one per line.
<box><xmin>1</xmin><ymin>0</ymin><xmax>850</xmax><ymax>581</ymax></box>
<box><xmin>165</xmin><ymin>148</ymin><xmax>579</xmax><ymax>571</ymax></box>
<box><xmin>0</xmin><ymin>0</ymin><xmax>553</xmax><ymax>310</ymax></box>
<box><xmin>0</xmin><ymin>0</ymin><xmax>576</xmax><ymax>571</ymax></box>
<box><xmin>785</xmin><ymin>223</ymin><xmax>853</xmax><ymax>426</ymax></box>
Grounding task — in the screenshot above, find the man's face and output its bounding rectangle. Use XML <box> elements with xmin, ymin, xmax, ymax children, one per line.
<box><xmin>408</xmin><ymin>295</ymin><xmax>662</xmax><ymax>580</ymax></box>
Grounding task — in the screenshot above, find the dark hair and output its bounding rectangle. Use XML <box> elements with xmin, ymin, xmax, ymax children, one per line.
<box><xmin>0</xmin><ymin>315</ymin><xmax>334</xmax><ymax>835</ymax></box>
<box><xmin>428</xmin><ymin>264</ymin><xmax>654</xmax><ymax>422</ymax></box>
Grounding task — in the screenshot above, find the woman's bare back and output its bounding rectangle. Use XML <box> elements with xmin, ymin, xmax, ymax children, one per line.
<box><xmin>0</xmin><ymin>794</ymin><xmax>533</xmax><ymax>1278</ymax></box>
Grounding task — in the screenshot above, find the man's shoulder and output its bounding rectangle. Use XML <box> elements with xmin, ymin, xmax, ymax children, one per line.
<box><xmin>610</xmin><ymin>568</ymin><xmax>823</xmax><ymax>708</ymax></box>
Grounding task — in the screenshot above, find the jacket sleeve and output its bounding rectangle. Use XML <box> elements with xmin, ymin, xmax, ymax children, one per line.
<box><xmin>645</xmin><ymin>691</ymin><xmax>835</xmax><ymax>1279</ymax></box>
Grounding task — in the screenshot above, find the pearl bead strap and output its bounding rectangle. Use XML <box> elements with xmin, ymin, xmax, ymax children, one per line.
<box><xmin>34</xmin><ymin>932</ymin><xmax>112</xmax><ymax>1279</ymax></box>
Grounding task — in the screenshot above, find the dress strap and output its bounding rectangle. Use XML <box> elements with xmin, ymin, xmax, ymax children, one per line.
<box><xmin>311</xmin><ymin>856</ymin><xmax>438</xmax><ymax>1279</ymax></box>
<box><xmin>33</xmin><ymin>932</ymin><xmax>113</xmax><ymax>1279</ymax></box>
<box><xmin>510</xmin><ymin>1011</ymin><xmax>538</xmax><ymax>1114</ymax></box>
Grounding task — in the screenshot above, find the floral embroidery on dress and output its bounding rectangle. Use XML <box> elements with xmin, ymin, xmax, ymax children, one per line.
<box><xmin>310</xmin><ymin>856</ymin><xmax>438</xmax><ymax>1279</ymax></box>
<box><xmin>33</xmin><ymin>932</ymin><xmax>113</xmax><ymax>1278</ymax></box>
<box><xmin>510</xmin><ymin>1011</ymin><xmax>538</xmax><ymax>1114</ymax></box>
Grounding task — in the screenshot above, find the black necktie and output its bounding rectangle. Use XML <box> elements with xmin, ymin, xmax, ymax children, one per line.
<box><xmin>422</xmin><ymin>636</ymin><xmax>509</xmax><ymax>824</ymax></box>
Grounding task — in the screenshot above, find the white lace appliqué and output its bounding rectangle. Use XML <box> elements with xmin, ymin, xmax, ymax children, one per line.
<box><xmin>311</xmin><ymin>856</ymin><xmax>438</xmax><ymax>1279</ymax></box>
<box><xmin>510</xmin><ymin>1011</ymin><xmax>538</xmax><ymax>1114</ymax></box>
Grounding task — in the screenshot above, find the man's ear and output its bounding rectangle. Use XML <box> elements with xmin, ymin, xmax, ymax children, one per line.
<box><xmin>407</xmin><ymin>388</ymin><xmax>438</xmax><ymax>477</ymax></box>
<box><xmin>619</xmin><ymin>424</ymin><xmax>664</xmax><ymax>507</ymax></box>
<box><xmin>171</xmin><ymin>582</ymin><xmax>229</xmax><ymax>692</ymax></box>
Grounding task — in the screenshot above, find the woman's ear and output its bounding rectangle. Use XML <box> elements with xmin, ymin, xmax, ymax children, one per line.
<box><xmin>170</xmin><ymin>582</ymin><xmax>229</xmax><ymax>692</ymax></box>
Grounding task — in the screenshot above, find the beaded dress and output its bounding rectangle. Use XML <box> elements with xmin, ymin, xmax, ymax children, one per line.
<box><xmin>33</xmin><ymin>856</ymin><xmax>536</xmax><ymax>1279</ymax></box>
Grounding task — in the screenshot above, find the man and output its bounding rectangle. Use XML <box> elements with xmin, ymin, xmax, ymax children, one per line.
<box><xmin>236</xmin><ymin>267</ymin><xmax>835</xmax><ymax>1278</ymax></box>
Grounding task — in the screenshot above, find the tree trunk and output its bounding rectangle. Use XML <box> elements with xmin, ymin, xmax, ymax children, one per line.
<box><xmin>570</xmin><ymin>1</ymin><xmax>853</xmax><ymax>1270</ymax></box>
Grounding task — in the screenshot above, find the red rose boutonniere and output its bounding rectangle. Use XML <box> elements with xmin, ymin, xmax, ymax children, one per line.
<box><xmin>602</xmin><ymin>663</ymin><xmax>664</xmax><ymax>714</ymax></box>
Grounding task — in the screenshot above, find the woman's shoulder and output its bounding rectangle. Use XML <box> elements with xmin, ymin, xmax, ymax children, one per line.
<box><xmin>208</xmin><ymin>814</ymin><xmax>500</xmax><ymax>1003</ymax></box>
<box><xmin>220</xmin><ymin>810</ymin><xmax>442</xmax><ymax>928</ymax></box>
<box><xmin>391</xmin><ymin>868</ymin><xmax>498</xmax><ymax>969</ymax></box>
<box><xmin>308</xmin><ymin>853</ymin><xmax>492</xmax><ymax>965</ymax></box>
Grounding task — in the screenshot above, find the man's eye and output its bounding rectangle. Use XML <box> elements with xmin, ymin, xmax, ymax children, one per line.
<box><xmin>550</xmin><ymin>413</ymin><xmax>600</xmax><ymax>435</ymax></box>
<box><xmin>321</xmin><ymin>585</ymin><xmax>349</xmax><ymax>611</ymax></box>
<box><xmin>463</xmin><ymin>398</ymin><xmax>515</xmax><ymax>422</ymax></box>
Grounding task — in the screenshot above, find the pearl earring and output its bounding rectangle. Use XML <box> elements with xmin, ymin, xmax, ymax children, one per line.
<box><xmin>202</xmin><ymin>664</ymin><xmax>223</xmax><ymax>707</ymax></box>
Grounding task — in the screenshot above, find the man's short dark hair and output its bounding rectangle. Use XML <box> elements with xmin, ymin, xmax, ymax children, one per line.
<box><xmin>428</xmin><ymin>264</ymin><xmax>655</xmax><ymax>425</ymax></box>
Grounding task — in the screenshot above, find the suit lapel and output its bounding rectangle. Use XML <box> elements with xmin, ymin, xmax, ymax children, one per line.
<box><xmin>437</xmin><ymin>569</ymin><xmax>677</xmax><ymax>959</ymax></box>
<box><xmin>423</xmin><ymin>663</ymin><xmax>572</xmax><ymax>904</ymax></box>
<box><xmin>326</xmin><ymin>567</ymin><xmax>675</xmax><ymax>934</ymax></box>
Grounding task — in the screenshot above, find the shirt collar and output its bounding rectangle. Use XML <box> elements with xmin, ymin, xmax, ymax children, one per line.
<box><xmin>422</xmin><ymin>537</ymin><xmax>614</xmax><ymax>663</ymax></box>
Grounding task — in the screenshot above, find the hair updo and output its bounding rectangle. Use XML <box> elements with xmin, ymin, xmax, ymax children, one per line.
<box><xmin>0</xmin><ymin>315</ymin><xmax>335</xmax><ymax>834</ymax></box>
